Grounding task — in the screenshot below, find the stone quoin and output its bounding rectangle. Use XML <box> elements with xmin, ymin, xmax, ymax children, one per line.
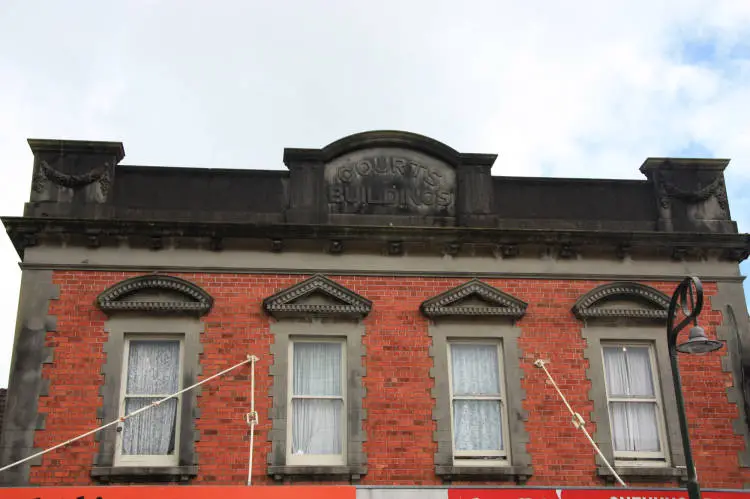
<box><xmin>0</xmin><ymin>131</ymin><xmax>749</xmax><ymax>497</ymax></box>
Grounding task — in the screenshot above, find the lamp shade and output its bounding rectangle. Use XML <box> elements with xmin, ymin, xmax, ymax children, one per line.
<box><xmin>676</xmin><ymin>325</ymin><xmax>723</xmax><ymax>354</ymax></box>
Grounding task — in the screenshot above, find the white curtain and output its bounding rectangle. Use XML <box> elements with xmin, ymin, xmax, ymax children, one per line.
<box><xmin>603</xmin><ymin>346</ymin><xmax>660</xmax><ymax>453</ymax></box>
<box><xmin>291</xmin><ymin>342</ymin><xmax>343</xmax><ymax>455</ymax></box>
<box><xmin>122</xmin><ymin>340</ymin><xmax>180</xmax><ymax>456</ymax></box>
<box><xmin>451</xmin><ymin>344</ymin><xmax>503</xmax><ymax>452</ymax></box>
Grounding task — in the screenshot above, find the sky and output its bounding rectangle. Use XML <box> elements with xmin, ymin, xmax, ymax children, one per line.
<box><xmin>0</xmin><ymin>0</ymin><xmax>749</xmax><ymax>386</ymax></box>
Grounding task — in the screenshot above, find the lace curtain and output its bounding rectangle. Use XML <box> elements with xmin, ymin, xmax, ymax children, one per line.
<box><xmin>291</xmin><ymin>342</ymin><xmax>343</xmax><ymax>455</ymax></box>
<box><xmin>603</xmin><ymin>345</ymin><xmax>660</xmax><ymax>453</ymax></box>
<box><xmin>451</xmin><ymin>344</ymin><xmax>503</xmax><ymax>453</ymax></box>
<box><xmin>121</xmin><ymin>340</ymin><xmax>181</xmax><ymax>456</ymax></box>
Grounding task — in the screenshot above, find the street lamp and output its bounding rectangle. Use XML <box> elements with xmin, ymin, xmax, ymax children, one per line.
<box><xmin>667</xmin><ymin>276</ymin><xmax>723</xmax><ymax>499</ymax></box>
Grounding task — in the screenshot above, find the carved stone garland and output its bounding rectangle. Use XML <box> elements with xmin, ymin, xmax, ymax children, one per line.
<box><xmin>658</xmin><ymin>170</ymin><xmax>729</xmax><ymax>212</ymax></box>
<box><xmin>32</xmin><ymin>160</ymin><xmax>112</xmax><ymax>194</ymax></box>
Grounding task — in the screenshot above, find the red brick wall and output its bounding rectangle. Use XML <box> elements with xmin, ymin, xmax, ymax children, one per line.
<box><xmin>29</xmin><ymin>272</ymin><xmax>749</xmax><ymax>487</ymax></box>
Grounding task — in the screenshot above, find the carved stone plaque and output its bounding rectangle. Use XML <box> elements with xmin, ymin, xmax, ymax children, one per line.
<box><xmin>324</xmin><ymin>148</ymin><xmax>456</xmax><ymax>217</ymax></box>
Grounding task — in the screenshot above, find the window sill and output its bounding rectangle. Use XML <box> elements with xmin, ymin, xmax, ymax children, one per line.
<box><xmin>91</xmin><ymin>466</ymin><xmax>198</xmax><ymax>483</ymax></box>
<box><xmin>598</xmin><ymin>465</ymin><xmax>687</xmax><ymax>482</ymax></box>
<box><xmin>268</xmin><ymin>465</ymin><xmax>367</xmax><ymax>482</ymax></box>
<box><xmin>435</xmin><ymin>465</ymin><xmax>533</xmax><ymax>483</ymax></box>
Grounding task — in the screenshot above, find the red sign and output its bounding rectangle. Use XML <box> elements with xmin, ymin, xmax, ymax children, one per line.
<box><xmin>0</xmin><ymin>485</ymin><xmax>356</xmax><ymax>499</ymax></box>
<box><xmin>563</xmin><ymin>489</ymin><xmax>750</xmax><ymax>499</ymax></box>
<box><xmin>563</xmin><ymin>489</ymin><xmax>688</xmax><ymax>499</ymax></box>
<box><xmin>4</xmin><ymin>487</ymin><xmax>750</xmax><ymax>499</ymax></box>
<box><xmin>702</xmin><ymin>494</ymin><xmax>750</xmax><ymax>499</ymax></box>
<box><xmin>450</xmin><ymin>488</ymin><xmax>562</xmax><ymax>499</ymax></box>
<box><xmin>449</xmin><ymin>489</ymin><xmax>750</xmax><ymax>499</ymax></box>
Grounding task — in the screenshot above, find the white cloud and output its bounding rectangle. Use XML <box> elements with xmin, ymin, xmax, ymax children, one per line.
<box><xmin>0</xmin><ymin>0</ymin><xmax>749</xmax><ymax>384</ymax></box>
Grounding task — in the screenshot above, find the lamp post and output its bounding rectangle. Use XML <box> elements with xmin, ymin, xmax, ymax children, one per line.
<box><xmin>667</xmin><ymin>276</ymin><xmax>723</xmax><ymax>499</ymax></box>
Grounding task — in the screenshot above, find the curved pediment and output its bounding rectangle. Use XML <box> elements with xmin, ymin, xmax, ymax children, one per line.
<box><xmin>263</xmin><ymin>274</ymin><xmax>372</xmax><ymax>319</ymax></box>
<box><xmin>285</xmin><ymin>130</ymin><xmax>472</xmax><ymax>166</ymax></box>
<box><xmin>572</xmin><ymin>282</ymin><xmax>670</xmax><ymax>320</ymax></box>
<box><xmin>97</xmin><ymin>274</ymin><xmax>213</xmax><ymax>316</ymax></box>
<box><xmin>283</xmin><ymin>131</ymin><xmax>497</xmax><ymax>222</ymax></box>
<box><xmin>421</xmin><ymin>279</ymin><xmax>527</xmax><ymax>319</ymax></box>
<box><xmin>322</xmin><ymin>130</ymin><xmax>464</xmax><ymax>166</ymax></box>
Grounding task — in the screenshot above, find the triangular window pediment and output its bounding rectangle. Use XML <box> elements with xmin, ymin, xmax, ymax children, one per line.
<box><xmin>420</xmin><ymin>279</ymin><xmax>527</xmax><ymax>319</ymax></box>
<box><xmin>572</xmin><ymin>282</ymin><xmax>669</xmax><ymax>320</ymax></box>
<box><xmin>97</xmin><ymin>274</ymin><xmax>213</xmax><ymax>316</ymax></box>
<box><xmin>263</xmin><ymin>274</ymin><xmax>372</xmax><ymax>319</ymax></box>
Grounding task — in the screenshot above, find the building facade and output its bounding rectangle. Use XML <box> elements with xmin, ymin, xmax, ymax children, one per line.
<box><xmin>1</xmin><ymin>131</ymin><xmax>750</xmax><ymax>496</ymax></box>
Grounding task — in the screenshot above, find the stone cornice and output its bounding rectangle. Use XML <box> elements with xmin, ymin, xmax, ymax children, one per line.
<box><xmin>96</xmin><ymin>274</ymin><xmax>214</xmax><ymax>316</ymax></box>
<box><xmin>263</xmin><ymin>274</ymin><xmax>372</xmax><ymax>319</ymax></box>
<box><xmin>27</xmin><ymin>138</ymin><xmax>125</xmax><ymax>160</ymax></box>
<box><xmin>640</xmin><ymin>157</ymin><xmax>730</xmax><ymax>174</ymax></box>
<box><xmin>421</xmin><ymin>279</ymin><xmax>527</xmax><ymax>319</ymax></box>
<box><xmin>572</xmin><ymin>282</ymin><xmax>670</xmax><ymax>320</ymax></box>
<box><xmin>2</xmin><ymin>217</ymin><xmax>749</xmax><ymax>262</ymax></box>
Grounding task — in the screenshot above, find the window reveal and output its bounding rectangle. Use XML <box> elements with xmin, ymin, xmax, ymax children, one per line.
<box><xmin>448</xmin><ymin>342</ymin><xmax>509</xmax><ymax>464</ymax></box>
<box><xmin>287</xmin><ymin>340</ymin><xmax>347</xmax><ymax>466</ymax></box>
<box><xmin>602</xmin><ymin>344</ymin><xmax>667</xmax><ymax>462</ymax></box>
<box><xmin>116</xmin><ymin>338</ymin><xmax>183</xmax><ymax>467</ymax></box>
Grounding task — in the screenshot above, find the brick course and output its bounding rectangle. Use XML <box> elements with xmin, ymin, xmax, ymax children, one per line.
<box><xmin>26</xmin><ymin>272</ymin><xmax>750</xmax><ymax>487</ymax></box>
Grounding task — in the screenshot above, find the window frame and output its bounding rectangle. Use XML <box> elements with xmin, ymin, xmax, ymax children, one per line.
<box><xmin>447</xmin><ymin>340</ymin><xmax>510</xmax><ymax>465</ymax></box>
<box><xmin>428</xmin><ymin>320</ymin><xmax>533</xmax><ymax>482</ymax></box>
<box><xmin>600</xmin><ymin>341</ymin><xmax>669</xmax><ymax>465</ymax></box>
<box><xmin>114</xmin><ymin>334</ymin><xmax>185</xmax><ymax>468</ymax></box>
<box><xmin>92</xmin><ymin>275</ymin><xmax>212</xmax><ymax>483</ymax></box>
<box><xmin>267</xmin><ymin>319</ymin><xmax>367</xmax><ymax>481</ymax></box>
<box><xmin>93</xmin><ymin>316</ymin><xmax>204</xmax><ymax>482</ymax></box>
<box><xmin>285</xmin><ymin>337</ymin><xmax>348</xmax><ymax>467</ymax></box>
<box><xmin>581</xmin><ymin>324</ymin><xmax>687</xmax><ymax>482</ymax></box>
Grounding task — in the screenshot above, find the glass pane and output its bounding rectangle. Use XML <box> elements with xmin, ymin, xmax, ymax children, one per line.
<box><xmin>126</xmin><ymin>340</ymin><xmax>181</xmax><ymax>395</ymax></box>
<box><xmin>121</xmin><ymin>397</ymin><xmax>178</xmax><ymax>455</ymax></box>
<box><xmin>610</xmin><ymin>401</ymin><xmax>661</xmax><ymax>452</ymax></box>
<box><xmin>451</xmin><ymin>344</ymin><xmax>500</xmax><ymax>396</ymax></box>
<box><xmin>293</xmin><ymin>342</ymin><xmax>342</xmax><ymax>396</ymax></box>
<box><xmin>453</xmin><ymin>399</ymin><xmax>503</xmax><ymax>452</ymax></box>
<box><xmin>291</xmin><ymin>398</ymin><xmax>343</xmax><ymax>455</ymax></box>
<box><xmin>603</xmin><ymin>346</ymin><xmax>655</xmax><ymax>397</ymax></box>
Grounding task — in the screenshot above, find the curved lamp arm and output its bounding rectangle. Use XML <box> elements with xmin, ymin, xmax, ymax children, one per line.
<box><xmin>665</xmin><ymin>275</ymin><xmax>705</xmax><ymax>499</ymax></box>
<box><xmin>667</xmin><ymin>276</ymin><xmax>704</xmax><ymax>346</ymax></box>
